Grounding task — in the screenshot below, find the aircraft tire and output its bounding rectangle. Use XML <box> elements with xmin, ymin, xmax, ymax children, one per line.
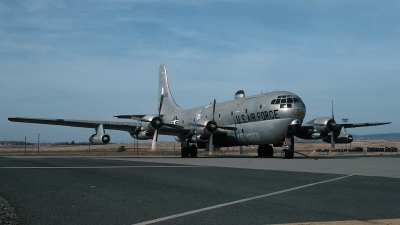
<box><xmin>281</xmin><ymin>150</ymin><xmax>288</xmax><ymax>159</ymax></box>
<box><xmin>257</xmin><ymin>145</ymin><xmax>266</xmax><ymax>157</ymax></box>
<box><xmin>287</xmin><ymin>150</ymin><xmax>294</xmax><ymax>159</ymax></box>
<box><xmin>189</xmin><ymin>145</ymin><xmax>198</xmax><ymax>157</ymax></box>
<box><xmin>266</xmin><ymin>145</ymin><xmax>274</xmax><ymax>157</ymax></box>
<box><xmin>258</xmin><ymin>145</ymin><xmax>274</xmax><ymax>157</ymax></box>
<box><xmin>181</xmin><ymin>148</ymin><xmax>190</xmax><ymax>158</ymax></box>
<box><xmin>281</xmin><ymin>150</ymin><xmax>294</xmax><ymax>159</ymax></box>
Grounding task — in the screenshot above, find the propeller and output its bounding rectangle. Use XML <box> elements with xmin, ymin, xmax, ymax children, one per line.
<box><xmin>126</xmin><ymin>94</ymin><xmax>183</xmax><ymax>150</ymax></box>
<box><xmin>151</xmin><ymin>94</ymin><xmax>165</xmax><ymax>149</ymax></box>
<box><xmin>190</xmin><ymin>99</ymin><xmax>237</xmax><ymax>153</ymax></box>
<box><xmin>330</xmin><ymin>100</ymin><xmax>337</xmax><ymax>150</ymax></box>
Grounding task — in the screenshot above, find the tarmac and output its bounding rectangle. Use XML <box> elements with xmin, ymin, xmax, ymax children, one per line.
<box><xmin>0</xmin><ymin>154</ymin><xmax>399</xmax><ymax>225</ymax></box>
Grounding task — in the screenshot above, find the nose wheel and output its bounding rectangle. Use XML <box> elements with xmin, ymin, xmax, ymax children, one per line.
<box><xmin>281</xmin><ymin>149</ymin><xmax>294</xmax><ymax>159</ymax></box>
<box><xmin>281</xmin><ymin>136</ymin><xmax>294</xmax><ymax>159</ymax></box>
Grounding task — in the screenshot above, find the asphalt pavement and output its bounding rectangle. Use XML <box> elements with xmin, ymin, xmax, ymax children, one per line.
<box><xmin>0</xmin><ymin>155</ymin><xmax>399</xmax><ymax>225</ymax></box>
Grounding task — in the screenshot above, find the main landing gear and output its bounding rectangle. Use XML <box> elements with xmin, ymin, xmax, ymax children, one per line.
<box><xmin>180</xmin><ymin>141</ymin><xmax>198</xmax><ymax>157</ymax></box>
<box><xmin>257</xmin><ymin>144</ymin><xmax>274</xmax><ymax>157</ymax></box>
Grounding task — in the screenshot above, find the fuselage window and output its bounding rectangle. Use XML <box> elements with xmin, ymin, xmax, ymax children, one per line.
<box><xmin>182</xmin><ymin>120</ymin><xmax>185</xmax><ymax>124</ymax></box>
<box><xmin>259</xmin><ymin>105</ymin><xmax>262</xmax><ymax>109</ymax></box>
<box><xmin>245</xmin><ymin>109</ymin><xmax>247</xmax><ymax>113</ymax></box>
<box><xmin>231</xmin><ymin>111</ymin><xmax>233</xmax><ymax>116</ymax></box>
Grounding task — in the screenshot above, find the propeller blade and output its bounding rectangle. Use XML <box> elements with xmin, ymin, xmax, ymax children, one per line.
<box><xmin>151</xmin><ymin>129</ymin><xmax>158</xmax><ymax>150</ymax></box>
<box><xmin>158</xmin><ymin>94</ymin><xmax>164</xmax><ymax>116</ymax></box>
<box><xmin>212</xmin><ymin>99</ymin><xmax>216</xmax><ymax>123</ymax></box>
<box><xmin>209</xmin><ymin>133</ymin><xmax>214</xmax><ymax>154</ymax></box>
<box><xmin>331</xmin><ymin>100</ymin><xmax>335</xmax><ymax>150</ymax></box>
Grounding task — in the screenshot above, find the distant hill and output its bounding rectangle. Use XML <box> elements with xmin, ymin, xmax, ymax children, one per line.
<box><xmin>353</xmin><ymin>133</ymin><xmax>400</xmax><ymax>140</ymax></box>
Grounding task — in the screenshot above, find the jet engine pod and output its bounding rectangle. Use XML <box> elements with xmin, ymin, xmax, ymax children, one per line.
<box><xmin>322</xmin><ymin>134</ymin><xmax>353</xmax><ymax>144</ymax></box>
<box><xmin>313</xmin><ymin>117</ymin><xmax>336</xmax><ymax>133</ymax></box>
<box><xmin>335</xmin><ymin>134</ymin><xmax>353</xmax><ymax>143</ymax></box>
<box><xmin>89</xmin><ymin>133</ymin><xmax>111</xmax><ymax>145</ymax></box>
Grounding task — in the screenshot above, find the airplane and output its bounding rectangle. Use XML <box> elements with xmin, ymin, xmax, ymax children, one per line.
<box><xmin>8</xmin><ymin>64</ymin><xmax>391</xmax><ymax>159</ymax></box>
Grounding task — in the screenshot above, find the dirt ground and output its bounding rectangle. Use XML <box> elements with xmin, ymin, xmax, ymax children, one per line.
<box><xmin>1</xmin><ymin>140</ymin><xmax>399</xmax><ymax>157</ymax></box>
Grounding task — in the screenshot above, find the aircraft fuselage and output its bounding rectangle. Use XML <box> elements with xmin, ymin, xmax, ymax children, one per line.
<box><xmin>159</xmin><ymin>90</ymin><xmax>306</xmax><ymax>147</ymax></box>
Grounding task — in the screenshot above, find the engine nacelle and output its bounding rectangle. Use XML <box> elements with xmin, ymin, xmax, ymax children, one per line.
<box><xmin>130</xmin><ymin>131</ymin><xmax>153</xmax><ymax>140</ymax></box>
<box><xmin>312</xmin><ymin>117</ymin><xmax>336</xmax><ymax>134</ymax></box>
<box><xmin>140</xmin><ymin>115</ymin><xmax>161</xmax><ymax>133</ymax></box>
<box><xmin>193</xmin><ymin>119</ymin><xmax>228</xmax><ymax>137</ymax></box>
<box><xmin>322</xmin><ymin>134</ymin><xmax>353</xmax><ymax>144</ymax></box>
<box><xmin>89</xmin><ymin>134</ymin><xmax>110</xmax><ymax>145</ymax></box>
<box><xmin>193</xmin><ymin>119</ymin><xmax>213</xmax><ymax>136</ymax></box>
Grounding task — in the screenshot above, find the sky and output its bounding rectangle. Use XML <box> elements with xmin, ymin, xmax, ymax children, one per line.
<box><xmin>1</xmin><ymin>0</ymin><xmax>399</xmax><ymax>143</ymax></box>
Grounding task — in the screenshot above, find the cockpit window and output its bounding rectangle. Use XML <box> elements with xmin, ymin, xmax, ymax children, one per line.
<box><xmin>293</xmin><ymin>97</ymin><xmax>303</xmax><ymax>103</ymax></box>
<box><xmin>271</xmin><ymin>95</ymin><xmax>303</xmax><ymax>108</ymax></box>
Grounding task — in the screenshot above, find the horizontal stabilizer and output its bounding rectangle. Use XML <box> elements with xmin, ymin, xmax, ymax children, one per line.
<box><xmin>114</xmin><ymin>115</ymin><xmax>146</xmax><ymax>119</ymax></box>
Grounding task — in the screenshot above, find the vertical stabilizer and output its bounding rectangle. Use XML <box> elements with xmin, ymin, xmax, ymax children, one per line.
<box><xmin>158</xmin><ymin>64</ymin><xmax>181</xmax><ymax>115</ymax></box>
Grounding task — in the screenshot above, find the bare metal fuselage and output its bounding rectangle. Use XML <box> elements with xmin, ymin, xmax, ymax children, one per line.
<box><xmin>157</xmin><ymin>90</ymin><xmax>306</xmax><ymax>147</ymax></box>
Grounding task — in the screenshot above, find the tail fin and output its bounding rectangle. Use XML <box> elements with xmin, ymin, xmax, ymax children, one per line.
<box><xmin>158</xmin><ymin>64</ymin><xmax>181</xmax><ymax>115</ymax></box>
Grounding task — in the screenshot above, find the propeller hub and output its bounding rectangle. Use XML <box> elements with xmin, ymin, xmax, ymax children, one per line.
<box><xmin>206</xmin><ymin>121</ymin><xmax>218</xmax><ymax>134</ymax></box>
<box><xmin>151</xmin><ymin>117</ymin><xmax>163</xmax><ymax>130</ymax></box>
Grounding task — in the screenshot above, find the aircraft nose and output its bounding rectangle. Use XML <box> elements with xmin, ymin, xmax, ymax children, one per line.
<box><xmin>292</xmin><ymin>103</ymin><xmax>306</xmax><ymax>121</ymax></box>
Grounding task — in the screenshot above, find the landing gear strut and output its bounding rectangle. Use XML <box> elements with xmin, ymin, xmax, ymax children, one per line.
<box><xmin>281</xmin><ymin>136</ymin><xmax>294</xmax><ymax>159</ymax></box>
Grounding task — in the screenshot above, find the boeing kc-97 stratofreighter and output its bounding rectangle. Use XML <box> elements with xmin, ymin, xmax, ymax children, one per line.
<box><xmin>8</xmin><ymin>64</ymin><xmax>391</xmax><ymax>159</ymax></box>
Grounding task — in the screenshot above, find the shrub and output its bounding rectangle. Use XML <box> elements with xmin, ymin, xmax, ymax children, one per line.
<box><xmin>117</xmin><ymin>145</ymin><xmax>126</xmax><ymax>152</ymax></box>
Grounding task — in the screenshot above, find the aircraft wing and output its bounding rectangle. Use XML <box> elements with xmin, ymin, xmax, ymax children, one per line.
<box><xmin>340</xmin><ymin>122</ymin><xmax>391</xmax><ymax>128</ymax></box>
<box><xmin>8</xmin><ymin>117</ymin><xmax>138</xmax><ymax>132</ymax></box>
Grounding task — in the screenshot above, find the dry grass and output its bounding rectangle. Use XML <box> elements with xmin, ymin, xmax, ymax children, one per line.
<box><xmin>0</xmin><ymin>140</ymin><xmax>399</xmax><ymax>156</ymax></box>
